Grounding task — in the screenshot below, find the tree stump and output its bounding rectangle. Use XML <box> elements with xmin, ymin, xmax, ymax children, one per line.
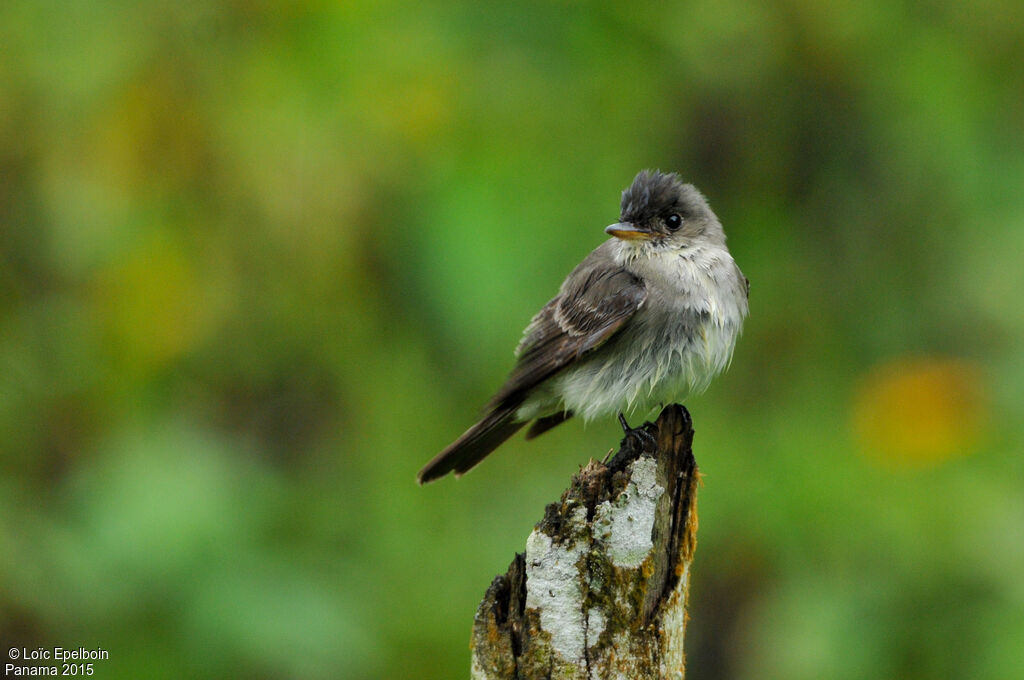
<box><xmin>471</xmin><ymin>404</ymin><xmax>700</xmax><ymax>679</ymax></box>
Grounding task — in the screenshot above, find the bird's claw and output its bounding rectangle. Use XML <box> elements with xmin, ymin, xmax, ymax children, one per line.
<box><xmin>607</xmin><ymin>413</ymin><xmax>657</xmax><ymax>470</ymax></box>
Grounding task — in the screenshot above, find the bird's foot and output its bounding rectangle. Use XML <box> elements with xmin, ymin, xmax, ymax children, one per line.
<box><xmin>607</xmin><ymin>413</ymin><xmax>657</xmax><ymax>471</ymax></box>
<box><xmin>618</xmin><ymin>413</ymin><xmax>657</xmax><ymax>449</ymax></box>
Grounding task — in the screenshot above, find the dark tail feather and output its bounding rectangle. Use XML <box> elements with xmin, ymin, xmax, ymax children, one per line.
<box><xmin>417</xmin><ymin>407</ymin><xmax>525</xmax><ymax>484</ymax></box>
<box><xmin>524</xmin><ymin>410</ymin><xmax>573</xmax><ymax>440</ymax></box>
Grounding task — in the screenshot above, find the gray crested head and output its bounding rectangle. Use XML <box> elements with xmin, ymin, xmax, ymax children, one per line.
<box><xmin>620</xmin><ymin>170</ymin><xmax>688</xmax><ymax>223</ymax></box>
<box><xmin>607</xmin><ymin>170</ymin><xmax>725</xmax><ymax>249</ymax></box>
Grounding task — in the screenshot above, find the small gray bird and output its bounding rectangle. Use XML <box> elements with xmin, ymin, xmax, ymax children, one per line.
<box><xmin>418</xmin><ymin>170</ymin><xmax>748</xmax><ymax>484</ymax></box>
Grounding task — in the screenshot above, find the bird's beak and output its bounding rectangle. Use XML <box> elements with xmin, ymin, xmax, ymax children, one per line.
<box><xmin>605</xmin><ymin>222</ymin><xmax>654</xmax><ymax>241</ymax></box>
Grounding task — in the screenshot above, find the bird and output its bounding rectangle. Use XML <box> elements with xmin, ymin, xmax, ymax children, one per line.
<box><xmin>417</xmin><ymin>170</ymin><xmax>748</xmax><ymax>484</ymax></box>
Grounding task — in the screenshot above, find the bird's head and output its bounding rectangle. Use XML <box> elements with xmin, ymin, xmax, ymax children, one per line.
<box><xmin>605</xmin><ymin>170</ymin><xmax>724</xmax><ymax>252</ymax></box>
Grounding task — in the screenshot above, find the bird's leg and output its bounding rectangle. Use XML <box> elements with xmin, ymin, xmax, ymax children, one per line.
<box><xmin>618</xmin><ymin>413</ymin><xmax>657</xmax><ymax>446</ymax></box>
<box><xmin>607</xmin><ymin>412</ymin><xmax>657</xmax><ymax>470</ymax></box>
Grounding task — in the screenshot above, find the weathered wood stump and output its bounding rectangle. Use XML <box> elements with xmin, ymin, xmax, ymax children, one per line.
<box><xmin>471</xmin><ymin>404</ymin><xmax>700</xmax><ymax>679</ymax></box>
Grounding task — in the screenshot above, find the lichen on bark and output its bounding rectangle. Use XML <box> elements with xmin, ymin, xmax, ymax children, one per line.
<box><xmin>471</xmin><ymin>404</ymin><xmax>699</xmax><ymax>679</ymax></box>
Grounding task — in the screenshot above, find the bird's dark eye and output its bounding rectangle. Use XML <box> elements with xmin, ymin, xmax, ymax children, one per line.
<box><xmin>665</xmin><ymin>214</ymin><xmax>682</xmax><ymax>231</ymax></box>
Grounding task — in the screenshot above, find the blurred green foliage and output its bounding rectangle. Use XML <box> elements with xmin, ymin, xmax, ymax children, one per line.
<box><xmin>2</xmin><ymin>1</ymin><xmax>1023</xmax><ymax>678</ymax></box>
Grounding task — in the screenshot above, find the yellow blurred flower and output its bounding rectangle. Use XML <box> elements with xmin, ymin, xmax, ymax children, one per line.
<box><xmin>853</xmin><ymin>357</ymin><xmax>989</xmax><ymax>467</ymax></box>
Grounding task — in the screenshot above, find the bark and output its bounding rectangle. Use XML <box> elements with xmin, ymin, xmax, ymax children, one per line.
<box><xmin>471</xmin><ymin>404</ymin><xmax>700</xmax><ymax>680</ymax></box>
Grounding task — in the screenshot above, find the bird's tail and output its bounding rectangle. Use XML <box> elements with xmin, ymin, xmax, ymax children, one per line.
<box><xmin>417</xmin><ymin>406</ymin><xmax>525</xmax><ymax>484</ymax></box>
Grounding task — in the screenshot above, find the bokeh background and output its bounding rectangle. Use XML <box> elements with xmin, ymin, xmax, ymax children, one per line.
<box><xmin>2</xmin><ymin>2</ymin><xmax>1023</xmax><ymax>678</ymax></box>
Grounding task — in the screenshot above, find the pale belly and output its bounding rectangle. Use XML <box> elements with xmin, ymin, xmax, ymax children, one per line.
<box><xmin>516</xmin><ymin>242</ymin><xmax>747</xmax><ymax>422</ymax></box>
<box><xmin>517</xmin><ymin>302</ymin><xmax>742</xmax><ymax>422</ymax></box>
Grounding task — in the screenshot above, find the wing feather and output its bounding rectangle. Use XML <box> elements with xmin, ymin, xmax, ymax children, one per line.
<box><xmin>490</xmin><ymin>255</ymin><xmax>646</xmax><ymax>409</ymax></box>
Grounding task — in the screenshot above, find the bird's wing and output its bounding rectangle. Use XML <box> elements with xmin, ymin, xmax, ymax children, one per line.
<box><xmin>488</xmin><ymin>250</ymin><xmax>647</xmax><ymax>409</ymax></box>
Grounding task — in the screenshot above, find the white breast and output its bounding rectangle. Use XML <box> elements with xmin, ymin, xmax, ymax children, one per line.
<box><xmin>523</xmin><ymin>243</ymin><xmax>747</xmax><ymax>421</ymax></box>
